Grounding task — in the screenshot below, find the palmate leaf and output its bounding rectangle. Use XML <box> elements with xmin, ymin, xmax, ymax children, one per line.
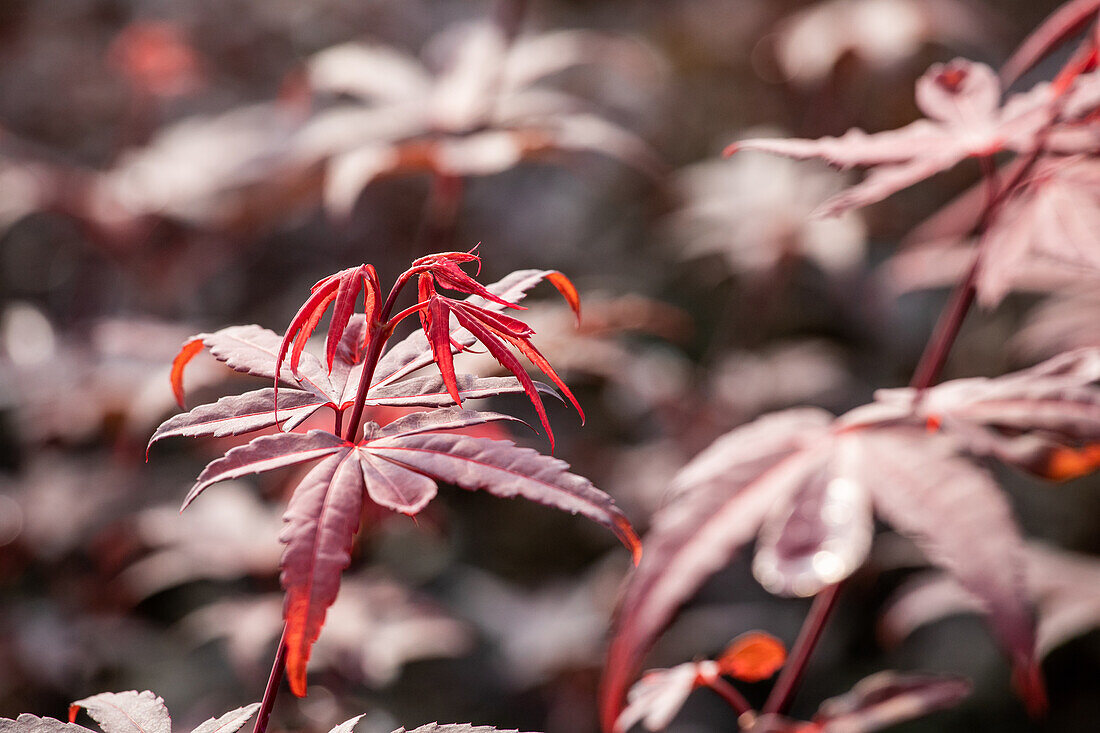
<box><xmin>2</xmin><ymin>697</ymin><xmax>259</xmax><ymax>733</ymax></box>
<box><xmin>601</xmin><ymin>408</ymin><xmax>833</xmax><ymax>732</ymax></box>
<box><xmin>297</xmin><ymin>19</ymin><xmax>664</xmax><ymax>219</ymax></box>
<box><xmin>185</xmin><ymin>407</ymin><xmax>637</xmax><ymax>697</ymax></box>
<box><xmin>600</xmin><ymin>352</ymin><xmax>1100</xmax><ymax>726</ymax></box>
<box><xmin>886</xmin><ymin>154</ymin><xmax>1100</xmax><ymax>307</ymax></box>
<box><xmin>68</xmin><ymin>692</ymin><xmax>169</xmax><ymax>733</ymax></box>
<box><xmin>727</xmin><ymin>59</ymin><xmax>1055</xmax><ymax>216</ymax></box>
<box><xmin>864</xmin><ymin>348</ymin><xmax>1100</xmax><ymax>479</ymax></box>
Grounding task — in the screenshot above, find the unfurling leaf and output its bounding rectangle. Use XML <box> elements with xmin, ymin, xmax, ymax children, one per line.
<box><xmin>718</xmin><ymin>632</ymin><xmax>786</xmax><ymax>682</ymax></box>
<box><xmin>615</xmin><ymin>661</ymin><xmax>717</xmax><ymax>733</ymax></box>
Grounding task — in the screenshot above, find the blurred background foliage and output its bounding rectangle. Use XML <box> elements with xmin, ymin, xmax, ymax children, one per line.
<box><xmin>1</xmin><ymin>1</ymin><xmax>1099</xmax><ymax>731</ymax></box>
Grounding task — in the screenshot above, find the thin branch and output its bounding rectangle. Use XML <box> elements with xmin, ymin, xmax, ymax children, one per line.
<box><xmin>706</xmin><ymin>676</ymin><xmax>753</xmax><ymax>717</ymax></box>
<box><xmin>761</xmin><ymin>584</ymin><xmax>841</xmax><ymax>715</ymax></box>
<box><xmin>252</xmin><ymin>624</ymin><xmax>288</xmax><ymax>733</ymax></box>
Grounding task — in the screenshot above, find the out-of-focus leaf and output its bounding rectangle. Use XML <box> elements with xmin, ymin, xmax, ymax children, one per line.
<box><xmin>121</xmin><ymin>484</ymin><xmax>283</xmax><ymax>598</ymax></box>
<box><xmin>296</xmin><ymin>19</ymin><xmax>664</xmax><ymax>219</ymax></box>
<box><xmin>616</xmin><ymin>660</ymin><xmax>718</xmax><ymax>733</ymax></box>
<box><xmin>883</xmin><ymin>542</ymin><xmax>1100</xmax><ymax>658</ymax></box>
<box><xmin>1014</xmin><ymin>287</ymin><xmax>1100</xmax><ymax>359</ymax></box>
<box><xmin>0</xmin><ymin>716</ymin><xmax>89</xmax><ymax>733</ymax></box>
<box><xmin>773</xmin><ymin>0</ymin><xmax>996</xmax><ymax>87</ymax></box>
<box><xmin>188</xmin><ymin>705</ymin><xmax>260</xmax><ymax>733</ymax></box>
<box><xmin>866</xmin><ymin>347</ymin><xmax>1100</xmax><ymax>480</ymax></box>
<box><xmin>843</xmin><ymin>430</ymin><xmax>1040</xmax><ymax>709</ymax></box>
<box><xmin>669</xmin><ymin>152</ymin><xmax>866</xmax><ymax>277</ymax></box>
<box><xmin>389</xmin><ymin>725</ymin><xmax>535</xmax><ymax>733</ymax></box>
<box><xmin>604</xmin><ymin>348</ymin><xmax>1100</xmax><ymax>724</ymax></box>
<box><xmin>68</xmin><ymin>691</ymin><xmax>170</xmax><ymax>733</ymax></box>
<box><xmin>184</xmin><ymin>575</ymin><xmax>471</xmax><ymax>688</ymax></box>
<box><xmin>813</xmin><ymin>671</ymin><xmax>972</xmax><ymax>732</ymax></box>
<box><xmin>717</xmin><ymin>632</ymin><xmax>787</xmax><ymax>683</ymax></box>
<box><xmin>601</xmin><ymin>409</ymin><xmax>833</xmax><ymax>732</ymax></box>
<box><xmin>729</xmin><ymin>59</ymin><xmax>1054</xmax><ymax>215</ymax></box>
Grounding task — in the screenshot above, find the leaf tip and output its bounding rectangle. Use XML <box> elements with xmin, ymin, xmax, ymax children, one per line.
<box><xmin>722</xmin><ymin>142</ymin><xmax>740</xmax><ymax>157</ymax></box>
<box><xmin>170</xmin><ymin>338</ymin><xmax>205</xmax><ymax>409</ymax></box>
<box><xmin>545</xmin><ymin>271</ymin><xmax>581</xmax><ymax>325</ymax></box>
<box><xmin>1012</xmin><ymin>659</ymin><xmax>1048</xmax><ymax>718</ymax></box>
<box><xmin>616</xmin><ymin>515</ymin><xmax>642</xmax><ymax>566</ymax></box>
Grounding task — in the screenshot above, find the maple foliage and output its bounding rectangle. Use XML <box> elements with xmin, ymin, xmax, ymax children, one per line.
<box><xmin>885</xmin><ymin>153</ymin><xmax>1100</xmax><ymax>306</ymax></box>
<box><xmin>617</xmin><ymin>664</ymin><xmax>968</xmax><ymax>733</ymax></box>
<box><xmin>1</xmin><ymin>691</ymin><xmax>540</xmax><ymax>733</ymax></box>
<box><xmin>602</xmin><ymin>346</ymin><xmax>1100</xmax><ymax>730</ymax></box>
<box><xmin>150</xmin><ymin>254</ymin><xmax>639</xmax><ymax>699</ymax></box>
<box><xmin>0</xmin><ymin>691</ymin><xmax>257</xmax><ymax>733</ymax></box>
<box><xmin>727</xmin><ymin>58</ymin><xmax>1056</xmax><ymax>216</ymax></box>
<box><xmin>882</xmin><ymin>541</ymin><xmax>1100</xmax><ymax>660</ymax></box>
<box><xmin>296</xmin><ymin>18</ymin><xmax>665</xmax><ymax>217</ymax></box>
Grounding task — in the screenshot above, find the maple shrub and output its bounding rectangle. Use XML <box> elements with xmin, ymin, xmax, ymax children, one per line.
<box><xmin>601</xmin><ymin>2</ymin><xmax>1100</xmax><ymax>732</ymax></box>
<box><xmin>144</xmin><ymin>250</ymin><xmax>639</xmax><ymax>732</ymax></box>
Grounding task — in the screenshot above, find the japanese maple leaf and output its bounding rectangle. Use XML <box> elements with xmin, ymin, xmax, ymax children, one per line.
<box><xmin>772</xmin><ymin>0</ymin><xmax>996</xmax><ymax>87</ymax></box>
<box><xmin>1015</xmin><ymin>286</ymin><xmax>1100</xmax><ymax>360</ymax></box>
<box><xmin>293</xmin><ymin>18</ymin><xmax>665</xmax><ymax>217</ymax></box>
<box><xmin>668</xmin><ymin>153</ymin><xmax>867</xmax><ymax>277</ymax></box>
<box><xmin>183</xmin><ymin>574</ymin><xmax>472</xmax><ymax>687</ymax></box>
<box><xmin>885</xmin><ymin>154</ymin><xmax>1100</xmax><ymax>306</ymax></box>
<box><xmin>860</xmin><ymin>347</ymin><xmax>1100</xmax><ymax>480</ymax></box>
<box><xmin>882</xmin><ymin>541</ymin><xmax>1100</xmax><ymax>659</ymax></box>
<box><xmin>2</xmin><ymin>692</ymin><xmax>540</xmax><ymax>733</ymax></box>
<box><xmin>415</xmin><ymin>273</ymin><xmax>582</xmax><ymax>449</ymax></box>
<box><xmin>184</xmin><ymin>407</ymin><xmax>637</xmax><ymax>697</ymax></box>
<box><xmin>151</xmin><ymin>269</ymin><xmax>566</xmax><ymax>449</ymax></box>
<box><xmin>0</xmin><ymin>690</ymin><xmax>259</xmax><ymax>733</ymax></box>
<box><xmin>726</xmin><ymin>59</ymin><xmax>1055</xmax><ymax>215</ymax></box>
<box><xmin>601</xmin><ymin>349</ymin><xmax>1100</xmax><ymax>728</ymax></box>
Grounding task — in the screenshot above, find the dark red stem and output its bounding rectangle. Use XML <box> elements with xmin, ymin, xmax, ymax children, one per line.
<box><xmin>707</xmin><ymin>676</ymin><xmax>753</xmax><ymax>717</ymax></box>
<box><xmin>252</xmin><ymin>624</ymin><xmax>288</xmax><ymax>733</ymax></box>
<box><xmin>342</xmin><ymin>276</ymin><xmax>417</xmax><ymax>442</ymax></box>
<box><xmin>761</xmin><ymin>583</ymin><xmax>841</xmax><ymax>716</ymax></box>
